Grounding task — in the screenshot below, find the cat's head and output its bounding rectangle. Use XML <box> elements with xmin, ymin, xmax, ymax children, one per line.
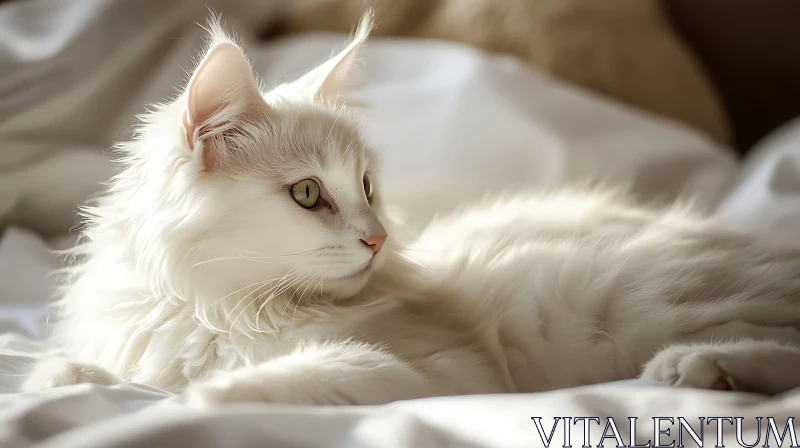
<box><xmin>121</xmin><ymin>13</ymin><xmax>389</xmax><ymax>304</ymax></box>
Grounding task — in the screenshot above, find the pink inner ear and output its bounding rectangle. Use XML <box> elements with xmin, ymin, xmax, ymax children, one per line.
<box><xmin>183</xmin><ymin>42</ymin><xmax>272</xmax><ymax>170</ymax></box>
<box><xmin>187</xmin><ymin>43</ymin><xmax>256</xmax><ymax>127</ymax></box>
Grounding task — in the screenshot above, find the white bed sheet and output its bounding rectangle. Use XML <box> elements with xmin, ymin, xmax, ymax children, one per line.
<box><xmin>3</xmin><ymin>1</ymin><xmax>800</xmax><ymax>447</ymax></box>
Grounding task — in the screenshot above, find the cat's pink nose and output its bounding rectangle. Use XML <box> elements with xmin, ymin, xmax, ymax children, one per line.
<box><xmin>361</xmin><ymin>235</ymin><xmax>386</xmax><ymax>255</ymax></box>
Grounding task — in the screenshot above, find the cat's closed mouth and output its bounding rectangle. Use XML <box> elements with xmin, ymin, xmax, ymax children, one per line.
<box><xmin>335</xmin><ymin>262</ymin><xmax>372</xmax><ymax>280</ymax></box>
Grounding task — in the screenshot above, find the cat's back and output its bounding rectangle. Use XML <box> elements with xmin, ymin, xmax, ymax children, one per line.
<box><xmin>409</xmin><ymin>188</ymin><xmax>798</xmax><ymax>289</ymax></box>
<box><xmin>408</xmin><ymin>189</ymin><xmax>676</xmax><ymax>271</ymax></box>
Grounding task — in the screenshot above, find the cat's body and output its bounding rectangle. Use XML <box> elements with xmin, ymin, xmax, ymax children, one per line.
<box><xmin>23</xmin><ymin>14</ymin><xmax>800</xmax><ymax>404</ymax></box>
<box><xmin>28</xmin><ymin>186</ymin><xmax>800</xmax><ymax>403</ymax></box>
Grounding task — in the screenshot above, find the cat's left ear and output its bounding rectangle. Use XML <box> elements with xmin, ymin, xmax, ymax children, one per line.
<box><xmin>290</xmin><ymin>11</ymin><xmax>373</xmax><ymax>105</ymax></box>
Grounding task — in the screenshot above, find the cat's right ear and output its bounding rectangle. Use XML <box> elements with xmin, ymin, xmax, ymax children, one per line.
<box><xmin>183</xmin><ymin>35</ymin><xmax>271</xmax><ymax>170</ymax></box>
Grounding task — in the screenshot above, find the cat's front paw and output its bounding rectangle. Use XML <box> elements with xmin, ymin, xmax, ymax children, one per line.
<box><xmin>641</xmin><ymin>346</ymin><xmax>738</xmax><ymax>391</ymax></box>
<box><xmin>22</xmin><ymin>357</ymin><xmax>121</xmax><ymax>392</ymax></box>
<box><xmin>183</xmin><ymin>371</ymin><xmax>328</xmax><ymax>409</ymax></box>
<box><xmin>183</xmin><ymin>376</ymin><xmax>264</xmax><ymax>409</ymax></box>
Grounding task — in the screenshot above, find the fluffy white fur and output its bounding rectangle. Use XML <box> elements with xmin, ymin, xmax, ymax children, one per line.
<box><xmin>23</xmin><ymin>14</ymin><xmax>800</xmax><ymax>405</ymax></box>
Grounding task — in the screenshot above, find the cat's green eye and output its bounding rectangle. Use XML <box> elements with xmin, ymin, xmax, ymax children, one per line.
<box><xmin>363</xmin><ymin>174</ymin><xmax>373</xmax><ymax>203</ymax></box>
<box><xmin>291</xmin><ymin>179</ymin><xmax>321</xmax><ymax>209</ymax></box>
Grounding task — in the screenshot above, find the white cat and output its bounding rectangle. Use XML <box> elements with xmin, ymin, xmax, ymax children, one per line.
<box><xmin>24</xmin><ymin>14</ymin><xmax>800</xmax><ymax>406</ymax></box>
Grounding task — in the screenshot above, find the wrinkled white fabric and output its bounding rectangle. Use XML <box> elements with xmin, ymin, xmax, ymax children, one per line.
<box><xmin>716</xmin><ymin>117</ymin><xmax>800</xmax><ymax>241</ymax></box>
<box><xmin>2</xmin><ymin>0</ymin><xmax>800</xmax><ymax>447</ymax></box>
<box><xmin>2</xmin><ymin>381</ymin><xmax>799</xmax><ymax>448</ymax></box>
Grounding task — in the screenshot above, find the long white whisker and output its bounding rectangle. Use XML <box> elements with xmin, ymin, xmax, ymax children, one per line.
<box><xmin>238</xmin><ymin>248</ymin><xmax>335</xmax><ymax>258</ymax></box>
<box><xmin>294</xmin><ymin>272</ymin><xmax>320</xmax><ymax>313</ymax></box>
<box><xmin>303</xmin><ymin>266</ymin><xmax>330</xmax><ymax>314</ymax></box>
<box><xmin>223</xmin><ymin>270</ymin><xmax>302</xmax><ymax>326</ymax></box>
<box><xmin>254</xmin><ymin>275</ymin><xmax>303</xmax><ymax>331</ymax></box>
<box><xmin>203</xmin><ymin>274</ymin><xmax>289</xmax><ymax>316</ymax></box>
<box><xmin>192</xmin><ymin>248</ymin><xmax>333</xmax><ymax>268</ymax></box>
<box><xmin>279</xmin><ymin>274</ymin><xmax>316</xmax><ymax>319</ymax></box>
<box><xmin>243</xmin><ymin>272</ymin><xmax>309</xmax><ymax>331</ymax></box>
<box><xmin>227</xmin><ymin>275</ymin><xmax>297</xmax><ymax>333</ymax></box>
<box><xmin>209</xmin><ymin>278</ymin><xmax>274</xmax><ymax>305</ymax></box>
<box><xmin>293</xmin><ymin>266</ymin><xmax>331</xmax><ymax>321</ymax></box>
